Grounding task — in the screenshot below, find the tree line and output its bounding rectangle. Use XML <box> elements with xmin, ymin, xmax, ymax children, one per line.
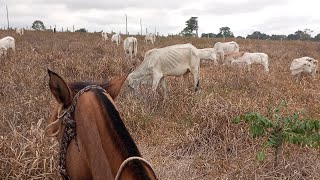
<box><xmin>20</xmin><ymin>19</ymin><xmax>320</xmax><ymax>41</ymax></box>
<box><xmin>181</xmin><ymin>17</ymin><xmax>320</xmax><ymax>41</ymax></box>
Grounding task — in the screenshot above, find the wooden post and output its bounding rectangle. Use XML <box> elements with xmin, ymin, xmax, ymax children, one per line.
<box><xmin>6</xmin><ymin>5</ymin><xmax>9</xmax><ymax>29</ymax></box>
<box><xmin>125</xmin><ymin>14</ymin><xmax>128</xmax><ymax>35</ymax></box>
<box><xmin>73</xmin><ymin>25</ymin><xmax>74</xmax><ymax>32</ymax></box>
<box><xmin>140</xmin><ymin>18</ymin><xmax>142</xmax><ymax>35</ymax></box>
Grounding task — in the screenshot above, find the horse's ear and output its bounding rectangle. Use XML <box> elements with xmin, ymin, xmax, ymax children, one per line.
<box><xmin>105</xmin><ymin>74</ymin><xmax>128</xmax><ymax>100</ymax></box>
<box><xmin>48</xmin><ymin>69</ymin><xmax>72</xmax><ymax>107</ymax></box>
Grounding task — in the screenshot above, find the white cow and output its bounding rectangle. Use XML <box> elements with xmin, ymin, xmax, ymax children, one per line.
<box><xmin>127</xmin><ymin>43</ymin><xmax>201</xmax><ymax>97</ymax></box>
<box><xmin>231</xmin><ymin>52</ymin><xmax>269</xmax><ymax>73</ymax></box>
<box><xmin>197</xmin><ymin>48</ymin><xmax>218</xmax><ymax>65</ymax></box>
<box><xmin>0</xmin><ymin>36</ymin><xmax>15</xmax><ymax>56</ymax></box>
<box><xmin>111</xmin><ymin>34</ymin><xmax>121</xmax><ymax>46</ymax></box>
<box><xmin>101</xmin><ymin>31</ymin><xmax>108</xmax><ymax>41</ymax></box>
<box><xmin>145</xmin><ymin>33</ymin><xmax>156</xmax><ymax>44</ymax></box>
<box><xmin>16</xmin><ymin>28</ymin><xmax>24</xmax><ymax>35</ymax></box>
<box><xmin>123</xmin><ymin>37</ymin><xmax>138</xmax><ymax>60</ymax></box>
<box><xmin>224</xmin><ymin>51</ymin><xmax>246</xmax><ymax>66</ymax></box>
<box><xmin>213</xmin><ymin>41</ymin><xmax>239</xmax><ymax>63</ymax></box>
<box><xmin>290</xmin><ymin>57</ymin><xmax>318</xmax><ymax>80</ymax></box>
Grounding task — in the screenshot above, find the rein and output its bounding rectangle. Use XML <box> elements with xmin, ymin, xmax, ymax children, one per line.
<box><xmin>115</xmin><ymin>156</ymin><xmax>157</xmax><ymax>180</ymax></box>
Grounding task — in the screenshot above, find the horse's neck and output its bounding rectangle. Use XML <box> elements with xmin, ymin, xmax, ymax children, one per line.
<box><xmin>74</xmin><ymin>91</ymin><xmax>155</xmax><ymax>179</ymax></box>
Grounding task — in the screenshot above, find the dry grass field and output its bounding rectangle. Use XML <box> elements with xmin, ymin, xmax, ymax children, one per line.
<box><xmin>1</xmin><ymin>30</ymin><xmax>320</xmax><ymax>179</ymax></box>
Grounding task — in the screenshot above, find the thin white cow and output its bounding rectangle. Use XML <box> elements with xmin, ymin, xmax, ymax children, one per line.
<box><xmin>290</xmin><ymin>57</ymin><xmax>318</xmax><ymax>80</ymax></box>
<box><xmin>224</xmin><ymin>51</ymin><xmax>246</xmax><ymax>66</ymax></box>
<box><xmin>0</xmin><ymin>36</ymin><xmax>15</xmax><ymax>56</ymax></box>
<box><xmin>16</xmin><ymin>28</ymin><xmax>24</xmax><ymax>35</ymax></box>
<box><xmin>101</xmin><ymin>31</ymin><xmax>108</xmax><ymax>41</ymax></box>
<box><xmin>127</xmin><ymin>43</ymin><xmax>201</xmax><ymax>97</ymax></box>
<box><xmin>123</xmin><ymin>37</ymin><xmax>138</xmax><ymax>60</ymax></box>
<box><xmin>197</xmin><ymin>48</ymin><xmax>218</xmax><ymax>65</ymax></box>
<box><xmin>213</xmin><ymin>41</ymin><xmax>239</xmax><ymax>63</ymax></box>
<box><xmin>111</xmin><ymin>34</ymin><xmax>121</xmax><ymax>46</ymax></box>
<box><xmin>145</xmin><ymin>33</ymin><xmax>156</xmax><ymax>44</ymax></box>
<box><xmin>231</xmin><ymin>52</ymin><xmax>269</xmax><ymax>73</ymax></box>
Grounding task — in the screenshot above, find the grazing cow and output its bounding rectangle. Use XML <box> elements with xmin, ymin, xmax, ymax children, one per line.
<box><xmin>0</xmin><ymin>36</ymin><xmax>15</xmax><ymax>56</ymax></box>
<box><xmin>145</xmin><ymin>34</ymin><xmax>156</xmax><ymax>44</ymax></box>
<box><xmin>213</xmin><ymin>41</ymin><xmax>239</xmax><ymax>63</ymax></box>
<box><xmin>224</xmin><ymin>51</ymin><xmax>246</xmax><ymax>66</ymax></box>
<box><xmin>111</xmin><ymin>34</ymin><xmax>121</xmax><ymax>46</ymax></box>
<box><xmin>290</xmin><ymin>57</ymin><xmax>318</xmax><ymax>80</ymax></box>
<box><xmin>46</xmin><ymin>70</ymin><xmax>158</xmax><ymax>180</ymax></box>
<box><xmin>197</xmin><ymin>48</ymin><xmax>218</xmax><ymax>65</ymax></box>
<box><xmin>101</xmin><ymin>31</ymin><xmax>108</xmax><ymax>40</ymax></box>
<box><xmin>123</xmin><ymin>37</ymin><xmax>138</xmax><ymax>60</ymax></box>
<box><xmin>16</xmin><ymin>28</ymin><xmax>24</xmax><ymax>35</ymax></box>
<box><xmin>231</xmin><ymin>52</ymin><xmax>269</xmax><ymax>73</ymax></box>
<box><xmin>127</xmin><ymin>43</ymin><xmax>201</xmax><ymax>98</ymax></box>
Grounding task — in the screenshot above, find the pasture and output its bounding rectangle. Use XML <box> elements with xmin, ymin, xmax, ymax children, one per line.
<box><xmin>1</xmin><ymin>30</ymin><xmax>320</xmax><ymax>179</ymax></box>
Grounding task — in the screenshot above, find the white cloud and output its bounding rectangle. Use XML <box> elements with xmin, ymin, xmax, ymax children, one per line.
<box><xmin>0</xmin><ymin>0</ymin><xmax>319</xmax><ymax>36</ymax></box>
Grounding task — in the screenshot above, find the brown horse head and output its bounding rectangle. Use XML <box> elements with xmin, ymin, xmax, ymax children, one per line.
<box><xmin>46</xmin><ymin>69</ymin><xmax>157</xmax><ymax>180</ymax></box>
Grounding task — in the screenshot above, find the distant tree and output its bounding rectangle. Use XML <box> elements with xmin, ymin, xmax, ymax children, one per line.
<box><xmin>75</xmin><ymin>28</ymin><xmax>87</xmax><ymax>33</ymax></box>
<box><xmin>201</xmin><ymin>33</ymin><xmax>216</xmax><ymax>38</ymax></box>
<box><xmin>270</xmin><ymin>34</ymin><xmax>287</xmax><ymax>40</ymax></box>
<box><xmin>236</xmin><ymin>36</ymin><xmax>245</xmax><ymax>39</ymax></box>
<box><xmin>246</xmin><ymin>31</ymin><xmax>270</xmax><ymax>40</ymax></box>
<box><xmin>31</xmin><ymin>20</ymin><xmax>45</xmax><ymax>31</ymax></box>
<box><xmin>181</xmin><ymin>17</ymin><xmax>199</xmax><ymax>37</ymax></box>
<box><xmin>287</xmin><ymin>29</ymin><xmax>313</xmax><ymax>41</ymax></box>
<box><xmin>301</xmin><ymin>29</ymin><xmax>313</xmax><ymax>40</ymax></box>
<box><xmin>314</xmin><ymin>33</ymin><xmax>320</xmax><ymax>41</ymax></box>
<box><xmin>216</xmin><ymin>27</ymin><xmax>234</xmax><ymax>38</ymax></box>
<box><xmin>287</xmin><ymin>34</ymin><xmax>299</xmax><ymax>40</ymax></box>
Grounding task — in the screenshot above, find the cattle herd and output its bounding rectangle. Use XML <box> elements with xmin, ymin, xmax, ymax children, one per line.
<box><xmin>0</xmin><ymin>29</ymin><xmax>318</xmax><ymax>97</ymax></box>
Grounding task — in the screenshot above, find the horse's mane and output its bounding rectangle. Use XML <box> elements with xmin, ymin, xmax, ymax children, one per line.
<box><xmin>69</xmin><ymin>81</ymin><xmax>151</xmax><ymax>179</ymax></box>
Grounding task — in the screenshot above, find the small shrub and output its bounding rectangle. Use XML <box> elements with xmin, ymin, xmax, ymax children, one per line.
<box><xmin>233</xmin><ymin>100</ymin><xmax>320</xmax><ymax>167</ymax></box>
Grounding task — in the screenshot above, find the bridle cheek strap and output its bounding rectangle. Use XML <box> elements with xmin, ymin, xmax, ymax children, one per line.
<box><xmin>45</xmin><ymin>104</ymin><xmax>64</xmax><ymax>137</ymax></box>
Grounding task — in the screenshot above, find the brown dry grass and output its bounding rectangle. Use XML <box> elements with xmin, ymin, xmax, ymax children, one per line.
<box><xmin>1</xmin><ymin>30</ymin><xmax>320</xmax><ymax>179</ymax></box>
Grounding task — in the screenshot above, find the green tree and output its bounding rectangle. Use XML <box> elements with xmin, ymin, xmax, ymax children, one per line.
<box><xmin>287</xmin><ymin>33</ymin><xmax>299</xmax><ymax>40</ymax></box>
<box><xmin>301</xmin><ymin>29</ymin><xmax>313</xmax><ymax>40</ymax></box>
<box><xmin>287</xmin><ymin>29</ymin><xmax>313</xmax><ymax>41</ymax></box>
<box><xmin>314</xmin><ymin>33</ymin><xmax>320</xmax><ymax>41</ymax></box>
<box><xmin>216</xmin><ymin>27</ymin><xmax>234</xmax><ymax>38</ymax></box>
<box><xmin>75</xmin><ymin>28</ymin><xmax>87</xmax><ymax>33</ymax></box>
<box><xmin>201</xmin><ymin>33</ymin><xmax>216</xmax><ymax>38</ymax></box>
<box><xmin>236</xmin><ymin>36</ymin><xmax>245</xmax><ymax>39</ymax></box>
<box><xmin>270</xmin><ymin>34</ymin><xmax>287</xmax><ymax>40</ymax></box>
<box><xmin>31</xmin><ymin>20</ymin><xmax>45</xmax><ymax>31</ymax></box>
<box><xmin>181</xmin><ymin>17</ymin><xmax>199</xmax><ymax>37</ymax></box>
<box><xmin>246</xmin><ymin>31</ymin><xmax>270</xmax><ymax>40</ymax></box>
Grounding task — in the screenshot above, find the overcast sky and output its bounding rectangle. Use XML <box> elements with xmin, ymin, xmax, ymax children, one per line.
<box><xmin>0</xmin><ymin>0</ymin><xmax>319</xmax><ymax>36</ymax></box>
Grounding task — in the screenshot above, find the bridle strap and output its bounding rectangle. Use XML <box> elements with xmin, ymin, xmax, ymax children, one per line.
<box><xmin>115</xmin><ymin>156</ymin><xmax>157</xmax><ymax>180</ymax></box>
